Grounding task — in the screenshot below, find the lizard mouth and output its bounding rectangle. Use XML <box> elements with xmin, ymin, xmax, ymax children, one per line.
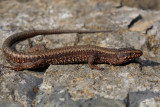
<box><xmin>134</xmin><ymin>50</ymin><xmax>143</xmax><ymax>58</ymax></box>
<box><xmin>123</xmin><ymin>50</ymin><xmax>143</xmax><ymax>62</ymax></box>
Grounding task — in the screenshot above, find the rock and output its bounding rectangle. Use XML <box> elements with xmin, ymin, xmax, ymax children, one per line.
<box><xmin>126</xmin><ymin>90</ymin><xmax>160</xmax><ymax>107</ymax></box>
<box><xmin>1</xmin><ymin>0</ymin><xmax>160</xmax><ymax>107</ymax></box>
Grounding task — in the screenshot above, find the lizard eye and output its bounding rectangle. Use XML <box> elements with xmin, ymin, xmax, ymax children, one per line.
<box><xmin>130</xmin><ymin>53</ymin><xmax>135</xmax><ymax>56</ymax></box>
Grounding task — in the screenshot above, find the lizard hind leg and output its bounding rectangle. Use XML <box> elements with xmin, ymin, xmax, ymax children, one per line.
<box><xmin>27</xmin><ymin>44</ymin><xmax>47</xmax><ymax>53</ymax></box>
<box><xmin>7</xmin><ymin>59</ymin><xmax>46</xmax><ymax>71</ymax></box>
<box><xmin>27</xmin><ymin>38</ymin><xmax>47</xmax><ymax>53</ymax></box>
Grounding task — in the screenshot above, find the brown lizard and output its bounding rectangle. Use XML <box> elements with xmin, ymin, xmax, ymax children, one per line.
<box><xmin>2</xmin><ymin>29</ymin><xmax>143</xmax><ymax>71</ymax></box>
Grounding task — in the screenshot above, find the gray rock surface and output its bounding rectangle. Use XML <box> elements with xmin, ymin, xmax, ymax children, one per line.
<box><xmin>126</xmin><ymin>90</ymin><xmax>160</xmax><ymax>107</ymax></box>
<box><xmin>0</xmin><ymin>0</ymin><xmax>160</xmax><ymax>107</ymax></box>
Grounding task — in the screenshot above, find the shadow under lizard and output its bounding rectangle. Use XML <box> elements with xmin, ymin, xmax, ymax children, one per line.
<box><xmin>2</xmin><ymin>29</ymin><xmax>143</xmax><ymax>71</ymax></box>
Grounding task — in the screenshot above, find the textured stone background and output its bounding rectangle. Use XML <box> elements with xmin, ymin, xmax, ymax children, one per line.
<box><xmin>0</xmin><ymin>0</ymin><xmax>160</xmax><ymax>107</ymax></box>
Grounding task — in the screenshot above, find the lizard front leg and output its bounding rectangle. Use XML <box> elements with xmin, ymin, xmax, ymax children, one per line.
<box><xmin>88</xmin><ymin>55</ymin><xmax>104</xmax><ymax>70</ymax></box>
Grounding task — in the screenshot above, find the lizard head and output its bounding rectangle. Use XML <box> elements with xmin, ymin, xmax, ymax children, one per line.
<box><xmin>115</xmin><ymin>48</ymin><xmax>143</xmax><ymax>65</ymax></box>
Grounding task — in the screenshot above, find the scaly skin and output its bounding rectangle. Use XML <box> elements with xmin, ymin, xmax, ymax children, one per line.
<box><xmin>2</xmin><ymin>29</ymin><xmax>143</xmax><ymax>71</ymax></box>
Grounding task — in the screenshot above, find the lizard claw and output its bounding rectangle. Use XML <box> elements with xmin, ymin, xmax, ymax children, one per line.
<box><xmin>2</xmin><ymin>65</ymin><xmax>22</xmax><ymax>71</ymax></box>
